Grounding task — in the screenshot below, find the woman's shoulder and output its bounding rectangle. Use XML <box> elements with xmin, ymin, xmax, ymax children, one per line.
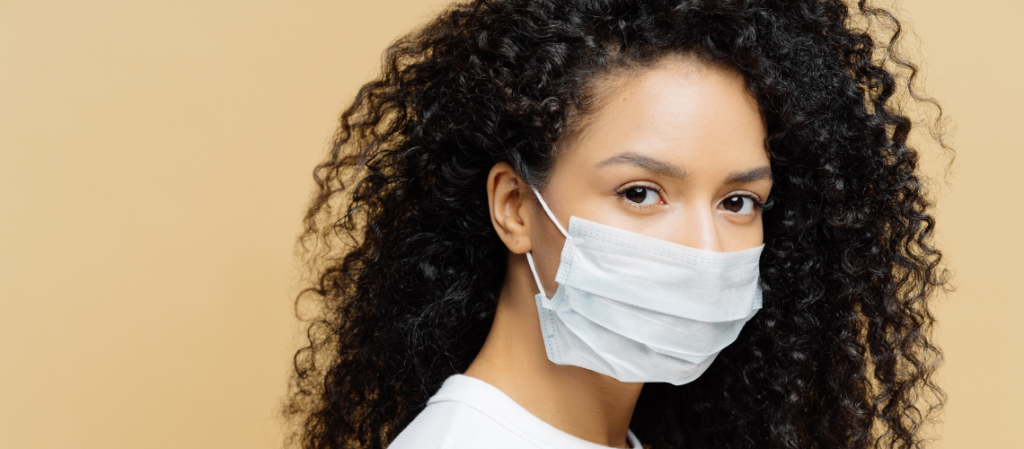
<box><xmin>389</xmin><ymin>374</ymin><xmax>552</xmax><ymax>449</ymax></box>
<box><xmin>388</xmin><ymin>398</ymin><xmax>524</xmax><ymax>449</ymax></box>
<box><xmin>387</xmin><ymin>374</ymin><xmax>641</xmax><ymax>449</ymax></box>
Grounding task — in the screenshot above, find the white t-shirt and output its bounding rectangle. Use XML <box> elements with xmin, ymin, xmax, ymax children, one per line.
<box><xmin>388</xmin><ymin>374</ymin><xmax>643</xmax><ymax>449</ymax></box>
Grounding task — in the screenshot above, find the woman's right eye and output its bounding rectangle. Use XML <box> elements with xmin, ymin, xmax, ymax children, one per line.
<box><xmin>620</xmin><ymin>186</ymin><xmax>663</xmax><ymax>206</ymax></box>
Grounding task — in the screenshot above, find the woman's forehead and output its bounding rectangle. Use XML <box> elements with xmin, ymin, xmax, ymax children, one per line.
<box><xmin>560</xmin><ymin>57</ymin><xmax>769</xmax><ymax>177</ymax></box>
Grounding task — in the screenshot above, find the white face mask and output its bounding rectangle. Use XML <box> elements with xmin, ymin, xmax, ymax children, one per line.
<box><xmin>524</xmin><ymin>185</ymin><xmax>764</xmax><ymax>385</ymax></box>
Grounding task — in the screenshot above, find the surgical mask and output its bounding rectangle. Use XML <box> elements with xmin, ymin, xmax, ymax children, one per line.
<box><xmin>524</xmin><ymin>185</ymin><xmax>764</xmax><ymax>385</ymax></box>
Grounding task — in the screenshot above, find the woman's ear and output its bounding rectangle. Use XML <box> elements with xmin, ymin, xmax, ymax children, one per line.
<box><xmin>487</xmin><ymin>162</ymin><xmax>532</xmax><ymax>254</ymax></box>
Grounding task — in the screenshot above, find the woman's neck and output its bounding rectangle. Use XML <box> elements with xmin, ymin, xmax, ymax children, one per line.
<box><xmin>463</xmin><ymin>252</ymin><xmax>643</xmax><ymax>448</ymax></box>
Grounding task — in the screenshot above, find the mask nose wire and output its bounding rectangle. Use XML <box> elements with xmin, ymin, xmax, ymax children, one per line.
<box><xmin>525</xmin><ymin>185</ymin><xmax>568</xmax><ymax>300</ymax></box>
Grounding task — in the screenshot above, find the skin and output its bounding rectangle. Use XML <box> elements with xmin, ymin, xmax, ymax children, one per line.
<box><xmin>464</xmin><ymin>54</ymin><xmax>772</xmax><ymax>448</ymax></box>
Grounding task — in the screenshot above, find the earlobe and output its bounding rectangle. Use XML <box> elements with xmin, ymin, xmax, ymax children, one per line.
<box><xmin>487</xmin><ymin>162</ymin><xmax>532</xmax><ymax>254</ymax></box>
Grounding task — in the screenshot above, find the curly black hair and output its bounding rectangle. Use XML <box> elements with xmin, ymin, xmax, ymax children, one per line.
<box><xmin>284</xmin><ymin>1</ymin><xmax>952</xmax><ymax>448</ymax></box>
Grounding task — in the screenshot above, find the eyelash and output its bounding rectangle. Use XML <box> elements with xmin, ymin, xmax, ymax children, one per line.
<box><xmin>613</xmin><ymin>182</ymin><xmax>665</xmax><ymax>209</ymax></box>
<box><xmin>614</xmin><ymin>184</ymin><xmax>774</xmax><ymax>213</ymax></box>
<box><xmin>722</xmin><ymin>191</ymin><xmax>768</xmax><ymax>214</ymax></box>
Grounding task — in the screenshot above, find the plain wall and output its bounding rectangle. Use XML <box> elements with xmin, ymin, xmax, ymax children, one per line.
<box><xmin>0</xmin><ymin>1</ymin><xmax>1019</xmax><ymax>448</ymax></box>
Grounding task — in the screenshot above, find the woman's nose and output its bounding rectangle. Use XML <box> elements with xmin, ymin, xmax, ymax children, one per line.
<box><xmin>675</xmin><ymin>207</ymin><xmax>724</xmax><ymax>252</ymax></box>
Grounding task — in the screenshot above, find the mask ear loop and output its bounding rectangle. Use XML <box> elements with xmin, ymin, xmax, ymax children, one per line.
<box><xmin>525</xmin><ymin>185</ymin><xmax>568</xmax><ymax>300</ymax></box>
<box><xmin>530</xmin><ymin>185</ymin><xmax>568</xmax><ymax>237</ymax></box>
<box><xmin>525</xmin><ymin>253</ymin><xmax>548</xmax><ymax>299</ymax></box>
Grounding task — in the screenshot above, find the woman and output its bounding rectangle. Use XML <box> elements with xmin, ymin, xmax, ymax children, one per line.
<box><xmin>286</xmin><ymin>1</ymin><xmax>950</xmax><ymax>448</ymax></box>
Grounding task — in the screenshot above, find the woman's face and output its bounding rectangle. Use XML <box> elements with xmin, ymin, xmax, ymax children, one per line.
<box><xmin>530</xmin><ymin>56</ymin><xmax>771</xmax><ymax>272</ymax></box>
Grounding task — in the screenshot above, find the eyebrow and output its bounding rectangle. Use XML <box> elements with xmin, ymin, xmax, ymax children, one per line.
<box><xmin>595</xmin><ymin>151</ymin><xmax>772</xmax><ymax>184</ymax></box>
<box><xmin>724</xmin><ymin>165</ymin><xmax>773</xmax><ymax>184</ymax></box>
<box><xmin>596</xmin><ymin>152</ymin><xmax>687</xmax><ymax>179</ymax></box>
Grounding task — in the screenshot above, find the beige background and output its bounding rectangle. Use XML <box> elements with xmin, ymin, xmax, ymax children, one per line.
<box><xmin>0</xmin><ymin>1</ymin><xmax>1019</xmax><ymax>448</ymax></box>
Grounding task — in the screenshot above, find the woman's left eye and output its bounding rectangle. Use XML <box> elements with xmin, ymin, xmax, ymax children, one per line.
<box><xmin>722</xmin><ymin>195</ymin><xmax>757</xmax><ymax>214</ymax></box>
<box><xmin>620</xmin><ymin>186</ymin><xmax>662</xmax><ymax>205</ymax></box>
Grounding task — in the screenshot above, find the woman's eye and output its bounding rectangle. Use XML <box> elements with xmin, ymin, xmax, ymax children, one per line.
<box><xmin>622</xmin><ymin>186</ymin><xmax>661</xmax><ymax>205</ymax></box>
<box><xmin>722</xmin><ymin>195</ymin><xmax>756</xmax><ymax>214</ymax></box>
